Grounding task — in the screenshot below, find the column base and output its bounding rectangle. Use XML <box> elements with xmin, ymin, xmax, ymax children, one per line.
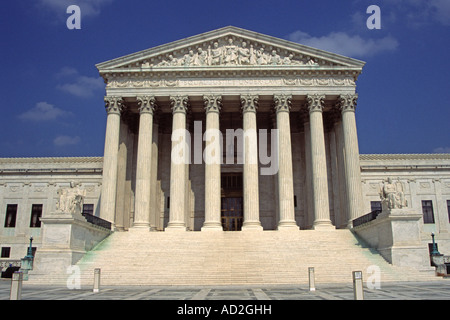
<box><xmin>277</xmin><ymin>220</ymin><xmax>299</xmax><ymax>231</ymax></box>
<box><xmin>131</xmin><ymin>222</ymin><xmax>151</xmax><ymax>230</ymax></box>
<box><xmin>165</xmin><ymin>222</ymin><xmax>187</xmax><ymax>232</ymax></box>
<box><xmin>201</xmin><ymin>222</ymin><xmax>223</xmax><ymax>232</ymax></box>
<box><xmin>130</xmin><ymin>225</ymin><xmax>151</xmax><ymax>232</ymax></box>
<box><xmin>242</xmin><ymin>221</ymin><xmax>263</xmax><ymax>231</ymax></box>
<box><xmin>312</xmin><ymin>220</ymin><xmax>335</xmax><ymax>231</ymax></box>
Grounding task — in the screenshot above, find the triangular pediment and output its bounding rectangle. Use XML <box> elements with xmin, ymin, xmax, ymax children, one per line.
<box><xmin>96</xmin><ymin>26</ymin><xmax>365</xmax><ymax>73</ymax></box>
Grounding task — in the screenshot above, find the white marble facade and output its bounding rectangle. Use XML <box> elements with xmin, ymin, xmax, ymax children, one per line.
<box><xmin>1</xmin><ymin>27</ymin><xmax>450</xmax><ymax>262</ymax></box>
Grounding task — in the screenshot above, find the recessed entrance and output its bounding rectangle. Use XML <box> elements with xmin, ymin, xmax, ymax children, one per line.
<box><xmin>221</xmin><ymin>197</ymin><xmax>243</xmax><ymax>231</ymax></box>
<box><xmin>221</xmin><ymin>173</ymin><xmax>243</xmax><ymax>231</ymax></box>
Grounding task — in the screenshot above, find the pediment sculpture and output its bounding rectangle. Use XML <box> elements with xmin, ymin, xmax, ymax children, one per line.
<box><xmin>56</xmin><ymin>181</ymin><xmax>86</xmax><ymax>215</ymax></box>
<box><xmin>149</xmin><ymin>38</ymin><xmax>318</xmax><ymax>68</ymax></box>
<box><xmin>379</xmin><ymin>177</ymin><xmax>408</xmax><ymax>210</ymax></box>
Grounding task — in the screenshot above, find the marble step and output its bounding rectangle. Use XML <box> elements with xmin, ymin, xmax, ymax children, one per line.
<box><xmin>27</xmin><ymin>230</ymin><xmax>438</xmax><ymax>286</ymax></box>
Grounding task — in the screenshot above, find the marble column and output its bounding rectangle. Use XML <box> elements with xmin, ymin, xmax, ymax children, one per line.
<box><xmin>202</xmin><ymin>95</ymin><xmax>223</xmax><ymax>231</ymax></box>
<box><xmin>149</xmin><ymin>115</ymin><xmax>160</xmax><ymax>231</ymax></box>
<box><xmin>334</xmin><ymin>119</ymin><xmax>348</xmax><ymax>228</ymax></box>
<box><xmin>241</xmin><ymin>95</ymin><xmax>263</xmax><ymax>230</ymax></box>
<box><xmin>302</xmin><ymin>113</ymin><xmax>314</xmax><ymax>229</ymax></box>
<box><xmin>166</xmin><ymin>95</ymin><xmax>189</xmax><ymax>231</ymax></box>
<box><xmin>338</xmin><ymin>94</ymin><xmax>363</xmax><ymax>227</ymax></box>
<box><xmin>114</xmin><ymin>117</ymin><xmax>130</xmax><ymax>231</ymax></box>
<box><xmin>274</xmin><ymin>95</ymin><xmax>298</xmax><ymax>230</ymax></box>
<box><xmin>100</xmin><ymin>96</ymin><xmax>124</xmax><ymax>227</ymax></box>
<box><xmin>306</xmin><ymin>94</ymin><xmax>334</xmax><ymax>230</ymax></box>
<box><xmin>133</xmin><ymin>96</ymin><xmax>156</xmax><ymax>229</ymax></box>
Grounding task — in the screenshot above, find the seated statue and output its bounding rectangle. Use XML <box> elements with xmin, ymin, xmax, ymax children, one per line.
<box><xmin>379</xmin><ymin>177</ymin><xmax>408</xmax><ymax>210</ymax></box>
<box><xmin>56</xmin><ymin>181</ymin><xmax>86</xmax><ymax>214</ymax></box>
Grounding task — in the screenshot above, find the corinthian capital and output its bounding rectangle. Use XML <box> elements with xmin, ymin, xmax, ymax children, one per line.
<box><xmin>240</xmin><ymin>95</ymin><xmax>259</xmax><ymax>113</ymax></box>
<box><xmin>338</xmin><ymin>94</ymin><xmax>358</xmax><ymax>113</ymax></box>
<box><xmin>306</xmin><ymin>94</ymin><xmax>325</xmax><ymax>113</ymax></box>
<box><xmin>203</xmin><ymin>95</ymin><xmax>222</xmax><ymax>114</ymax></box>
<box><xmin>104</xmin><ymin>96</ymin><xmax>124</xmax><ymax>115</ymax></box>
<box><xmin>170</xmin><ymin>95</ymin><xmax>189</xmax><ymax>114</ymax></box>
<box><xmin>137</xmin><ymin>96</ymin><xmax>156</xmax><ymax>115</ymax></box>
<box><xmin>273</xmin><ymin>94</ymin><xmax>292</xmax><ymax>113</ymax></box>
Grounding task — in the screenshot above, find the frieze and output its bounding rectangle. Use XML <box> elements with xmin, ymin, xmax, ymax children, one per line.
<box><xmin>107</xmin><ymin>77</ymin><xmax>355</xmax><ymax>89</ymax></box>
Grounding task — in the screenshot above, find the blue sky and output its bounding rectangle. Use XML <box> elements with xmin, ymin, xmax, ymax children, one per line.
<box><xmin>1</xmin><ymin>0</ymin><xmax>449</xmax><ymax>157</ymax></box>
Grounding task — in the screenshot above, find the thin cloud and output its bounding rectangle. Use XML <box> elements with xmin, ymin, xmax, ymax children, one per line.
<box><xmin>39</xmin><ymin>0</ymin><xmax>113</xmax><ymax>17</ymax></box>
<box><xmin>55</xmin><ymin>66</ymin><xmax>78</xmax><ymax>78</ymax></box>
<box><xmin>433</xmin><ymin>147</ymin><xmax>450</xmax><ymax>153</ymax></box>
<box><xmin>430</xmin><ymin>0</ymin><xmax>450</xmax><ymax>25</ymax></box>
<box><xmin>57</xmin><ymin>76</ymin><xmax>104</xmax><ymax>98</ymax></box>
<box><xmin>287</xmin><ymin>31</ymin><xmax>398</xmax><ymax>58</ymax></box>
<box><xmin>18</xmin><ymin>102</ymin><xmax>73</xmax><ymax>122</ymax></box>
<box><xmin>53</xmin><ymin>135</ymin><xmax>81</xmax><ymax>147</ymax></box>
<box><xmin>382</xmin><ymin>0</ymin><xmax>450</xmax><ymax>27</ymax></box>
<box><xmin>56</xmin><ymin>67</ymin><xmax>104</xmax><ymax>98</ymax></box>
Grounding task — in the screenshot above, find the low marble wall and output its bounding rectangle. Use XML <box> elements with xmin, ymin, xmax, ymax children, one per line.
<box><xmin>29</xmin><ymin>211</ymin><xmax>111</xmax><ymax>279</ymax></box>
<box><xmin>353</xmin><ymin>208</ymin><xmax>434</xmax><ymax>273</ymax></box>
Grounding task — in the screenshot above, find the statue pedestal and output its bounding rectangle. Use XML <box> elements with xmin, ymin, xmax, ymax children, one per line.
<box><xmin>30</xmin><ymin>211</ymin><xmax>111</xmax><ymax>281</ymax></box>
<box><xmin>377</xmin><ymin>209</ymin><xmax>431</xmax><ymax>269</ymax></box>
<box><xmin>354</xmin><ymin>208</ymin><xmax>434</xmax><ymax>273</ymax></box>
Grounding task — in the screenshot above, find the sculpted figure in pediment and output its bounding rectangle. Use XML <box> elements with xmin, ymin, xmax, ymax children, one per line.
<box><xmin>256</xmin><ymin>47</ymin><xmax>269</xmax><ymax>65</ymax></box>
<box><xmin>269</xmin><ymin>50</ymin><xmax>281</xmax><ymax>65</ymax></box>
<box><xmin>208</xmin><ymin>42</ymin><xmax>222</xmax><ymax>65</ymax></box>
<box><xmin>182</xmin><ymin>50</ymin><xmax>195</xmax><ymax>66</ymax></box>
<box><xmin>238</xmin><ymin>41</ymin><xmax>251</xmax><ymax>65</ymax></box>
<box><xmin>224</xmin><ymin>38</ymin><xmax>238</xmax><ymax>65</ymax></box>
<box><xmin>192</xmin><ymin>47</ymin><xmax>208</xmax><ymax>66</ymax></box>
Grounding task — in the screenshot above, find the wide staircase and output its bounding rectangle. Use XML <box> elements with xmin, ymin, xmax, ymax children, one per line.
<box><xmin>29</xmin><ymin>229</ymin><xmax>438</xmax><ymax>286</ymax></box>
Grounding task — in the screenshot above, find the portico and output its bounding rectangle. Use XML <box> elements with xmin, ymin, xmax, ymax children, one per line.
<box><xmin>96</xmin><ymin>26</ymin><xmax>365</xmax><ymax>232</ymax></box>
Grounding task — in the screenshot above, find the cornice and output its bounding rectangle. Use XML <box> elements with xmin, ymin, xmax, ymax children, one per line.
<box><xmin>0</xmin><ymin>157</ymin><xmax>103</xmax><ymax>164</ymax></box>
<box><xmin>360</xmin><ymin>154</ymin><xmax>450</xmax><ymax>161</ymax></box>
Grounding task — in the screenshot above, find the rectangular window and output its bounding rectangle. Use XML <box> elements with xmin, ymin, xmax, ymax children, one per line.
<box><xmin>82</xmin><ymin>204</ymin><xmax>94</xmax><ymax>215</ymax></box>
<box><xmin>370</xmin><ymin>201</ymin><xmax>382</xmax><ymax>212</ymax></box>
<box><xmin>422</xmin><ymin>200</ymin><xmax>435</xmax><ymax>224</ymax></box>
<box><xmin>1</xmin><ymin>247</ymin><xmax>11</xmax><ymax>258</ymax></box>
<box><xmin>4</xmin><ymin>204</ymin><xmax>17</xmax><ymax>228</ymax></box>
<box><xmin>30</xmin><ymin>204</ymin><xmax>42</xmax><ymax>228</ymax></box>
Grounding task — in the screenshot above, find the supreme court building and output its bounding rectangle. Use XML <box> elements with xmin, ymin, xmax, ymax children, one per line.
<box><xmin>1</xmin><ymin>27</ymin><xmax>450</xmax><ymax>284</ymax></box>
<box><xmin>97</xmin><ymin>26</ymin><xmax>365</xmax><ymax>232</ymax></box>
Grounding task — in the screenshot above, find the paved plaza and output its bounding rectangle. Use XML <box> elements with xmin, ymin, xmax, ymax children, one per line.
<box><xmin>1</xmin><ymin>279</ymin><xmax>450</xmax><ymax>300</ymax></box>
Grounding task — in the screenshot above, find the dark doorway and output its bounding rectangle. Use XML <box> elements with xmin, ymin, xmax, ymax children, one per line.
<box><xmin>221</xmin><ymin>173</ymin><xmax>243</xmax><ymax>231</ymax></box>
<box><xmin>221</xmin><ymin>197</ymin><xmax>243</xmax><ymax>231</ymax></box>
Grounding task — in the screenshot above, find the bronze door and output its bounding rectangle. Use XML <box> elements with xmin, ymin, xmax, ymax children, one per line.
<box><xmin>221</xmin><ymin>197</ymin><xmax>243</xmax><ymax>231</ymax></box>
